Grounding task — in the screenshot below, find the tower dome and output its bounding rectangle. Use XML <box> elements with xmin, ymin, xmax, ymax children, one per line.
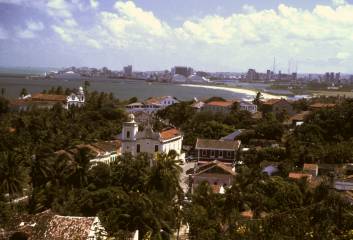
<box><xmin>128</xmin><ymin>113</ymin><xmax>135</xmax><ymax>122</ymax></box>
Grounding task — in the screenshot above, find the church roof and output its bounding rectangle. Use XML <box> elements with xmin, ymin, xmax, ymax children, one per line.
<box><xmin>160</xmin><ymin>128</ymin><xmax>181</xmax><ymax>141</ymax></box>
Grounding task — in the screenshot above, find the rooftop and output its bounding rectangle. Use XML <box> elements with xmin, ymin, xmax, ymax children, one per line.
<box><xmin>31</xmin><ymin>93</ymin><xmax>67</xmax><ymax>102</ymax></box>
<box><xmin>205</xmin><ymin>100</ymin><xmax>234</xmax><ymax>107</ymax></box>
<box><xmin>262</xmin><ymin>98</ymin><xmax>288</xmax><ymax>106</ymax></box>
<box><xmin>1</xmin><ymin>210</ymin><xmax>103</xmax><ymax>240</ymax></box>
<box><xmin>303</xmin><ymin>163</ymin><xmax>318</xmax><ymax>171</ymax></box>
<box><xmin>288</xmin><ymin>172</ymin><xmax>312</xmax><ymax>181</ymax></box>
<box><xmin>194</xmin><ymin>160</ymin><xmax>235</xmax><ymax>176</ymax></box>
<box><xmin>309</xmin><ymin>103</ymin><xmax>336</xmax><ymax>109</ymax></box>
<box><xmin>160</xmin><ymin>128</ymin><xmax>181</xmax><ymax>141</ymax></box>
<box><xmin>196</xmin><ymin>138</ymin><xmax>240</xmax><ymax>150</ymax></box>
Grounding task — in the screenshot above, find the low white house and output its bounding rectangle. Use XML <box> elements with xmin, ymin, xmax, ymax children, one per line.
<box><xmin>239</xmin><ymin>101</ymin><xmax>257</xmax><ymax>113</ymax></box>
<box><xmin>67</xmin><ymin>86</ymin><xmax>85</xmax><ymax>108</ymax></box>
<box><xmin>121</xmin><ymin>114</ymin><xmax>184</xmax><ymax>160</ymax></box>
<box><xmin>126</xmin><ymin>96</ymin><xmax>179</xmax><ymax>113</ymax></box>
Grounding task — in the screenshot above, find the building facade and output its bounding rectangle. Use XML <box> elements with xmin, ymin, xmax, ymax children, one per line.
<box><xmin>195</xmin><ymin>138</ymin><xmax>240</xmax><ymax>164</ymax></box>
<box><xmin>126</xmin><ymin>96</ymin><xmax>179</xmax><ymax>113</ymax></box>
<box><xmin>121</xmin><ymin>114</ymin><xmax>183</xmax><ymax>159</ymax></box>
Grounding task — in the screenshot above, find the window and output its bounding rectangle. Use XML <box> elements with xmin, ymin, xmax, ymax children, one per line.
<box><xmin>227</xmin><ymin>151</ymin><xmax>232</xmax><ymax>158</ymax></box>
<box><xmin>126</xmin><ymin>130</ymin><xmax>130</xmax><ymax>139</ymax></box>
<box><xmin>210</xmin><ymin>150</ymin><xmax>215</xmax><ymax>157</ymax></box>
<box><xmin>155</xmin><ymin>145</ymin><xmax>159</xmax><ymax>152</ymax></box>
<box><xmin>137</xmin><ymin>144</ymin><xmax>140</xmax><ymax>153</ymax></box>
<box><xmin>202</xmin><ymin>150</ymin><xmax>207</xmax><ymax>156</ymax></box>
<box><xmin>219</xmin><ymin>151</ymin><xmax>223</xmax><ymax>158</ymax></box>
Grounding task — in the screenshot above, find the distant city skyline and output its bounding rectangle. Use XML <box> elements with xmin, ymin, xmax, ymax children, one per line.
<box><xmin>0</xmin><ymin>0</ymin><xmax>353</xmax><ymax>73</ymax></box>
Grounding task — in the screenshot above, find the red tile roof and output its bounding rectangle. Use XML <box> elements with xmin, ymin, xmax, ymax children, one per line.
<box><xmin>160</xmin><ymin>128</ymin><xmax>181</xmax><ymax>140</ymax></box>
<box><xmin>262</xmin><ymin>99</ymin><xmax>287</xmax><ymax>105</ymax></box>
<box><xmin>303</xmin><ymin>163</ymin><xmax>318</xmax><ymax>171</ymax></box>
<box><xmin>31</xmin><ymin>93</ymin><xmax>67</xmax><ymax>102</ymax></box>
<box><xmin>241</xmin><ymin>210</ymin><xmax>254</xmax><ymax>219</ymax></box>
<box><xmin>289</xmin><ymin>172</ymin><xmax>312</xmax><ymax>181</ymax></box>
<box><xmin>309</xmin><ymin>103</ymin><xmax>336</xmax><ymax>109</ymax></box>
<box><xmin>206</xmin><ymin>101</ymin><xmax>234</xmax><ymax>107</ymax></box>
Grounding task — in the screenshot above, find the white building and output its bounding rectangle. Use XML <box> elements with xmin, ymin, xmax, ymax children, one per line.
<box><xmin>66</xmin><ymin>86</ymin><xmax>85</xmax><ymax>108</ymax></box>
<box><xmin>121</xmin><ymin>114</ymin><xmax>184</xmax><ymax>160</ymax></box>
<box><xmin>126</xmin><ymin>96</ymin><xmax>179</xmax><ymax>113</ymax></box>
<box><xmin>239</xmin><ymin>101</ymin><xmax>257</xmax><ymax>113</ymax></box>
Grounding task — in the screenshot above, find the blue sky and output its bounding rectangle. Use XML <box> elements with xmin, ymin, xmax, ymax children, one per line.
<box><xmin>0</xmin><ymin>0</ymin><xmax>353</xmax><ymax>73</ymax></box>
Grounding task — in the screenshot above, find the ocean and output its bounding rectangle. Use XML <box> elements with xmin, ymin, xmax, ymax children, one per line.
<box><xmin>0</xmin><ymin>67</ymin><xmax>281</xmax><ymax>101</ymax></box>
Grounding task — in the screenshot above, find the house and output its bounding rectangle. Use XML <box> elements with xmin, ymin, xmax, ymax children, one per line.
<box><xmin>201</xmin><ymin>100</ymin><xmax>235</xmax><ymax>114</ymax></box>
<box><xmin>262</xmin><ymin>99</ymin><xmax>294</xmax><ymax>116</ymax></box>
<box><xmin>288</xmin><ymin>172</ymin><xmax>312</xmax><ymax>182</ymax></box>
<box><xmin>191</xmin><ymin>160</ymin><xmax>236</xmax><ymax>193</ymax></box>
<box><xmin>303</xmin><ymin>163</ymin><xmax>319</xmax><ymax>177</ymax></box>
<box><xmin>56</xmin><ymin>140</ymin><xmax>121</xmax><ymax>165</ymax></box>
<box><xmin>0</xmin><ymin>210</ymin><xmax>107</xmax><ymax>240</ymax></box>
<box><xmin>121</xmin><ymin>114</ymin><xmax>184</xmax><ymax>160</ymax></box>
<box><xmin>66</xmin><ymin>86</ymin><xmax>85</xmax><ymax>108</ymax></box>
<box><xmin>190</xmin><ymin>101</ymin><xmax>205</xmax><ymax>112</ymax></box>
<box><xmin>334</xmin><ymin>176</ymin><xmax>353</xmax><ymax>191</ymax></box>
<box><xmin>10</xmin><ymin>93</ymin><xmax>67</xmax><ymax>111</ymax></box>
<box><xmin>195</xmin><ymin>138</ymin><xmax>241</xmax><ymax>164</ymax></box>
<box><xmin>309</xmin><ymin>103</ymin><xmax>336</xmax><ymax>110</ymax></box>
<box><xmin>10</xmin><ymin>87</ymin><xmax>85</xmax><ymax>111</ymax></box>
<box><xmin>284</xmin><ymin>111</ymin><xmax>311</xmax><ymax>127</ymax></box>
<box><xmin>239</xmin><ymin>101</ymin><xmax>258</xmax><ymax>113</ymax></box>
<box><xmin>126</xmin><ymin>96</ymin><xmax>179</xmax><ymax>113</ymax></box>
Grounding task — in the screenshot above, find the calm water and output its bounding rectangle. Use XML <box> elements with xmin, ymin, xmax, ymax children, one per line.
<box><xmin>0</xmin><ymin>77</ymin><xmax>256</xmax><ymax>101</ymax></box>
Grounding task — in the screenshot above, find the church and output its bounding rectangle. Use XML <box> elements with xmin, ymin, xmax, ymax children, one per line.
<box><xmin>121</xmin><ymin>114</ymin><xmax>184</xmax><ymax>160</ymax></box>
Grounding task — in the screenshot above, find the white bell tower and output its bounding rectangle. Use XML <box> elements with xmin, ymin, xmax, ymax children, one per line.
<box><xmin>122</xmin><ymin>114</ymin><xmax>139</xmax><ymax>155</ymax></box>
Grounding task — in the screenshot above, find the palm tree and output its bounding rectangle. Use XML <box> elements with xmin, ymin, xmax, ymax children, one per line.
<box><xmin>148</xmin><ymin>151</ymin><xmax>182</xmax><ymax>200</ymax></box>
<box><xmin>0</xmin><ymin>151</ymin><xmax>26</xmax><ymax>201</ymax></box>
<box><xmin>70</xmin><ymin>147</ymin><xmax>93</xmax><ymax>188</ymax></box>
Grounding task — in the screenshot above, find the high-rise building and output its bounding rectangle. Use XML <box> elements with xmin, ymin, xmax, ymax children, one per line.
<box><xmin>173</xmin><ymin>66</ymin><xmax>189</xmax><ymax>77</ymax></box>
<box><xmin>123</xmin><ymin>65</ymin><xmax>132</xmax><ymax>77</ymax></box>
<box><xmin>246</xmin><ymin>69</ymin><xmax>258</xmax><ymax>81</ymax></box>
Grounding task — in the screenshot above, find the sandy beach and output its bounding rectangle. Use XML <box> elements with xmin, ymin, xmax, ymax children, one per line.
<box><xmin>181</xmin><ymin>84</ymin><xmax>286</xmax><ymax>100</ymax></box>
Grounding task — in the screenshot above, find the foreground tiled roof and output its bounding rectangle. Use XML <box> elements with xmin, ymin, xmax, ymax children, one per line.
<box><xmin>160</xmin><ymin>128</ymin><xmax>181</xmax><ymax>141</ymax></box>
<box><xmin>196</xmin><ymin>138</ymin><xmax>240</xmax><ymax>150</ymax></box>
<box><xmin>45</xmin><ymin>215</ymin><xmax>95</xmax><ymax>240</ymax></box>
<box><xmin>0</xmin><ymin>210</ymin><xmax>101</xmax><ymax>240</ymax></box>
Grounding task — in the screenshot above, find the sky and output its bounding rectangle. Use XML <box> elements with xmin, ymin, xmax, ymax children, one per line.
<box><xmin>0</xmin><ymin>0</ymin><xmax>353</xmax><ymax>73</ymax></box>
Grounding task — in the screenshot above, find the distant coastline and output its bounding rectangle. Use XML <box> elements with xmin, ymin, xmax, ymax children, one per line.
<box><xmin>181</xmin><ymin>83</ymin><xmax>287</xmax><ymax>100</ymax></box>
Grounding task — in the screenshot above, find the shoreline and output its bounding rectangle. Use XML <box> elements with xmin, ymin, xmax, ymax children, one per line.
<box><xmin>180</xmin><ymin>84</ymin><xmax>287</xmax><ymax>99</ymax></box>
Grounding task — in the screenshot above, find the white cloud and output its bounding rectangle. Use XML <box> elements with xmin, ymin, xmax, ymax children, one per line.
<box><xmin>17</xmin><ymin>20</ymin><xmax>44</xmax><ymax>39</ymax></box>
<box><xmin>52</xmin><ymin>25</ymin><xmax>73</xmax><ymax>43</ymax></box>
<box><xmin>332</xmin><ymin>0</ymin><xmax>347</xmax><ymax>7</ymax></box>
<box><xmin>336</xmin><ymin>52</ymin><xmax>350</xmax><ymax>60</ymax></box>
<box><xmin>242</xmin><ymin>4</ymin><xmax>257</xmax><ymax>14</ymax></box>
<box><xmin>47</xmin><ymin>0</ymin><xmax>72</xmax><ymax>18</ymax></box>
<box><xmin>26</xmin><ymin>20</ymin><xmax>44</xmax><ymax>31</ymax></box>
<box><xmin>90</xmin><ymin>0</ymin><xmax>99</xmax><ymax>9</ymax></box>
<box><xmin>29</xmin><ymin>0</ymin><xmax>353</xmax><ymax>72</ymax></box>
<box><xmin>0</xmin><ymin>27</ymin><xmax>8</xmax><ymax>39</ymax></box>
